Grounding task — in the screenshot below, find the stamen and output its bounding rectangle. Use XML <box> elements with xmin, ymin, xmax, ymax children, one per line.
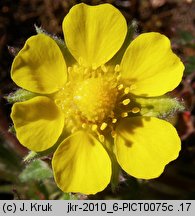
<box><xmin>122</xmin><ymin>98</ymin><xmax>130</xmax><ymax>105</ymax></box>
<box><xmin>132</xmin><ymin>107</ymin><xmax>140</xmax><ymax>113</ymax></box>
<box><xmin>65</xmin><ymin>82</ymin><xmax>70</xmax><ymax>87</ymax></box>
<box><xmin>117</xmin><ymin>74</ymin><xmax>121</xmax><ymax>81</ymax></box>
<box><xmin>73</xmin><ymin>65</ymin><xmax>78</xmax><ymax>71</ymax></box>
<box><xmin>56</xmin><ymin>62</ymin><xmax>132</xmax><ymax>137</ymax></box>
<box><xmin>111</xmin><ymin>131</ymin><xmax>116</xmax><ymax>137</ymax></box>
<box><xmin>112</xmin><ymin>118</ymin><xmax>117</xmax><ymax>123</ymax></box>
<box><xmin>130</xmin><ymin>84</ymin><xmax>136</xmax><ymax>90</ymax></box>
<box><xmin>92</xmin><ymin>124</ymin><xmax>98</xmax><ymax>131</ymax></box>
<box><xmin>101</xmin><ymin>65</ymin><xmax>107</xmax><ymax>73</ymax></box>
<box><xmin>98</xmin><ymin>72</ymin><xmax>102</xmax><ymax>78</ymax></box>
<box><xmin>100</xmin><ymin>122</ymin><xmax>108</xmax><ymax>131</ymax></box>
<box><xmin>124</xmin><ymin>87</ymin><xmax>130</xmax><ymax>94</ymax></box>
<box><xmin>54</xmin><ymin>99</ymin><xmax>61</xmax><ymax>105</ymax></box>
<box><xmin>78</xmin><ymin>57</ymin><xmax>84</xmax><ymax>65</ymax></box>
<box><xmin>121</xmin><ymin>112</ymin><xmax>128</xmax><ymax>118</ymax></box>
<box><xmin>84</xmin><ymin>68</ymin><xmax>89</xmax><ymax>75</ymax></box>
<box><xmin>68</xmin><ymin>67</ymin><xmax>72</xmax><ymax>73</ymax></box>
<box><xmin>118</xmin><ymin>84</ymin><xmax>124</xmax><ymax>90</ymax></box>
<box><xmin>71</xmin><ymin>127</ymin><xmax>77</xmax><ymax>134</ymax></box>
<box><xmin>99</xmin><ymin>134</ymin><xmax>105</xmax><ymax>143</ymax></box>
<box><xmin>114</xmin><ymin>64</ymin><xmax>120</xmax><ymax>72</ymax></box>
<box><xmin>82</xmin><ymin>123</ymin><xmax>87</xmax><ymax>129</ymax></box>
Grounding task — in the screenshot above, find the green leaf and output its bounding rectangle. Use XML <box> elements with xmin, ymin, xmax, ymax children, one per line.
<box><xmin>8</xmin><ymin>125</ymin><xmax>16</xmax><ymax>134</ymax></box>
<box><xmin>0</xmin><ymin>136</ymin><xmax>22</xmax><ymax>183</ymax></box>
<box><xmin>23</xmin><ymin>141</ymin><xmax>60</xmax><ymax>163</ymax></box>
<box><xmin>5</xmin><ymin>89</ymin><xmax>37</xmax><ymax>103</ymax></box>
<box><xmin>23</xmin><ymin>151</ymin><xmax>39</xmax><ymax>162</ymax></box>
<box><xmin>185</xmin><ymin>56</ymin><xmax>195</xmax><ymax>75</ymax></box>
<box><xmin>179</xmin><ymin>31</ymin><xmax>194</xmax><ymax>44</ymax></box>
<box><xmin>134</xmin><ymin>96</ymin><xmax>185</xmax><ymax>119</ymax></box>
<box><xmin>60</xmin><ymin>193</ymin><xmax>78</xmax><ymax>200</ymax></box>
<box><xmin>0</xmin><ymin>137</ymin><xmax>21</xmax><ymax>171</ymax></box>
<box><xmin>19</xmin><ymin>160</ymin><xmax>53</xmax><ymax>182</ymax></box>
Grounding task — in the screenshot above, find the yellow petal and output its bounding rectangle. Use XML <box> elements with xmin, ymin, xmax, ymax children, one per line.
<box><xmin>11</xmin><ymin>96</ymin><xmax>64</xmax><ymax>152</ymax></box>
<box><xmin>120</xmin><ymin>33</ymin><xmax>184</xmax><ymax>96</ymax></box>
<box><xmin>115</xmin><ymin>117</ymin><xmax>181</xmax><ymax>179</ymax></box>
<box><xmin>52</xmin><ymin>131</ymin><xmax>111</xmax><ymax>194</ymax></box>
<box><xmin>11</xmin><ymin>34</ymin><xmax>67</xmax><ymax>94</ymax></box>
<box><xmin>63</xmin><ymin>3</ymin><xmax>127</xmax><ymax>68</ymax></box>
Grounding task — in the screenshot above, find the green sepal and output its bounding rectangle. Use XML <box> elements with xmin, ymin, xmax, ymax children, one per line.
<box><xmin>19</xmin><ymin>159</ymin><xmax>53</xmax><ymax>182</ymax></box>
<box><xmin>104</xmin><ymin>136</ymin><xmax>120</xmax><ymax>192</ymax></box>
<box><xmin>23</xmin><ymin>151</ymin><xmax>39</xmax><ymax>163</ymax></box>
<box><xmin>110</xmin><ymin>154</ymin><xmax>121</xmax><ymax>193</ymax></box>
<box><xmin>34</xmin><ymin>25</ymin><xmax>75</xmax><ymax>66</ymax></box>
<box><xmin>23</xmin><ymin>143</ymin><xmax>58</xmax><ymax>163</ymax></box>
<box><xmin>5</xmin><ymin>89</ymin><xmax>37</xmax><ymax>103</ymax></box>
<box><xmin>134</xmin><ymin>96</ymin><xmax>185</xmax><ymax>119</ymax></box>
<box><xmin>60</xmin><ymin>193</ymin><xmax>78</xmax><ymax>200</ymax></box>
<box><xmin>8</xmin><ymin>125</ymin><xmax>16</xmax><ymax>134</ymax></box>
<box><xmin>23</xmin><ymin>150</ymin><xmax>50</xmax><ymax>163</ymax></box>
<box><xmin>109</xmin><ymin>20</ymin><xmax>137</xmax><ymax>64</ymax></box>
<box><xmin>23</xmin><ymin>130</ymin><xmax>67</xmax><ymax>163</ymax></box>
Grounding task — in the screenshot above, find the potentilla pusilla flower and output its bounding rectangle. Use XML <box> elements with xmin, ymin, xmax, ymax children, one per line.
<box><xmin>9</xmin><ymin>3</ymin><xmax>184</xmax><ymax>194</ymax></box>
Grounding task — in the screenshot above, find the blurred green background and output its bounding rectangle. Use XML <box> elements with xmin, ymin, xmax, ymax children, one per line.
<box><xmin>0</xmin><ymin>0</ymin><xmax>195</xmax><ymax>200</ymax></box>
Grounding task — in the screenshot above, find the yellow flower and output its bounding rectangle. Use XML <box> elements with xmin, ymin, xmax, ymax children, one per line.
<box><xmin>10</xmin><ymin>3</ymin><xmax>184</xmax><ymax>195</ymax></box>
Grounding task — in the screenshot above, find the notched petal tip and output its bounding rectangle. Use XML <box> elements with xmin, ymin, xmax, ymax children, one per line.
<box><xmin>11</xmin><ymin>96</ymin><xmax>64</xmax><ymax>152</ymax></box>
<box><xmin>52</xmin><ymin>131</ymin><xmax>111</xmax><ymax>195</ymax></box>
<box><xmin>11</xmin><ymin>34</ymin><xmax>67</xmax><ymax>94</ymax></box>
<box><xmin>115</xmin><ymin>117</ymin><xmax>181</xmax><ymax>179</ymax></box>
<box><xmin>63</xmin><ymin>3</ymin><xmax>127</xmax><ymax>67</ymax></box>
<box><xmin>121</xmin><ymin>32</ymin><xmax>184</xmax><ymax>97</ymax></box>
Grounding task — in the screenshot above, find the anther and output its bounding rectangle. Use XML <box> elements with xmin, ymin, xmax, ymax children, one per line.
<box><xmin>78</xmin><ymin>57</ymin><xmax>84</xmax><ymax>65</ymax></box>
<box><xmin>82</xmin><ymin>123</ymin><xmax>87</xmax><ymax>129</ymax></box>
<box><xmin>101</xmin><ymin>65</ymin><xmax>107</xmax><ymax>73</ymax></box>
<box><xmin>118</xmin><ymin>84</ymin><xmax>124</xmax><ymax>90</ymax></box>
<box><xmin>99</xmin><ymin>134</ymin><xmax>105</xmax><ymax>143</ymax></box>
<box><xmin>65</xmin><ymin>82</ymin><xmax>70</xmax><ymax>87</ymax></box>
<box><xmin>84</xmin><ymin>68</ymin><xmax>89</xmax><ymax>75</ymax></box>
<box><xmin>114</xmin><ymin>64</ymin><xmax>120</xmax><ymax>72</ymax></box>
<box><xmin>132</xmin><ymin>107</ymin><xmax>140</xmax><ymax>114</ymax></box>
<box><xmin>68</xmin><ymin>67</ymin><xmax>72</xmax><ymax>73</ymax></box>
<box><xmin>117</xmin><ymin>74</ymin><xmax>121</xmax><ymax>81</ymax></box>
<box><xmin>121</xmin><ymin>112</ymin><xmax>128</xmax><ymax>118</ymax></box>
<box><xmin>100</xmin><ymin>122</ymin><xmax>108</xmax><ymax>131</ymax></box>
<box><xmin>112</xmin><ymin>118</ymin><xmax>117</xmax><ymax>123</ymax></box>
<box><xmin>122</xmin><ymin>98</ymin><xmax>130</xmax><ymax>105</ymax></box>
<box><xmin>92</xmin><ymin>124</ymin><xmax>98</xmax><ymax>131</ymax></box>
<box><xmin>73</xmin><ymin>65</ymin><xmax>78</xmax><ymax>71</ymax></box>
<box><xmin>111</xmin><ymin>131</ymin><xmax>116</xmax><ymax>138</ymax></box>
<box><xmin>54</xmin><ymin>99</ymin><xmax>61</xmax><ymax>105</ymax></box>
<box><xmin>71</xmin><ymin>127</ymin><xmax>77</xmax><ymax>134</ymax></box>
<box><xmin>130</xmin><ymin>84</ymin><xmax>136</xmax><ymax>90</ymax></box>
<box><xmin>124</xmin><ymin>87</ymin><xmax>130</xmax><ymax>94</ymax></box>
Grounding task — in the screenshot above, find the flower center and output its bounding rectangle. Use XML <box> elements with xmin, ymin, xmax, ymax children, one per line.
<box><xmin>73</xmin><ymin>77</ymin><xmax>118</xmax><ymax>123</ymax></box>
<box><xmin>54</xmin><ymin>64</ymin><xmax>140</xmax><ymax>141</ymax></box>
